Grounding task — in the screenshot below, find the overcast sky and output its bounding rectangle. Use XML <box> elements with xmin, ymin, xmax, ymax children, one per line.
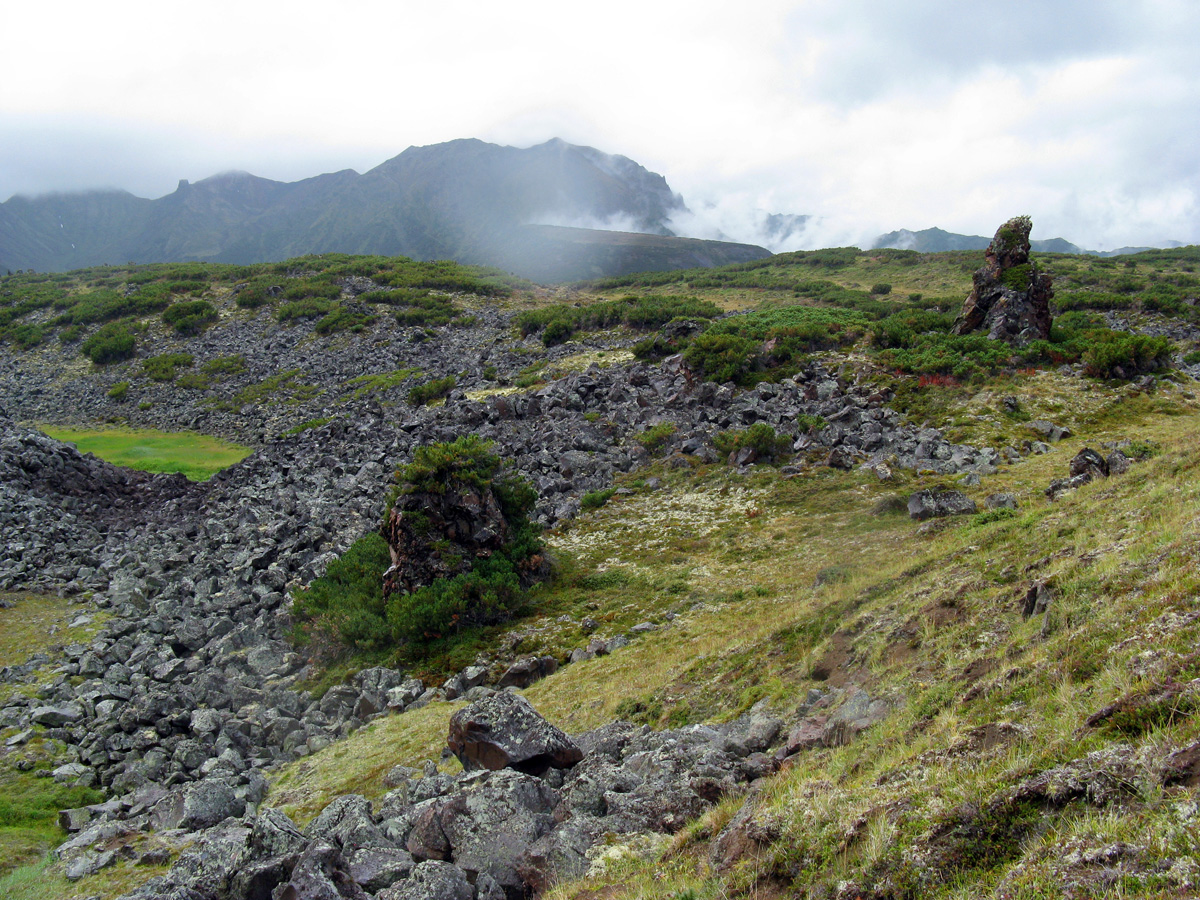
<box><xmin>3</xmin><ymin>0</ymin><xmax>1197</xmax><ymax>251</ymax></box>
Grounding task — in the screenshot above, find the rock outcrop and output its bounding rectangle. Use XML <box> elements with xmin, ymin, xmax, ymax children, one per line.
<box><xmin>111</xmin><ymin>701</ymin><xmax>792</xmax><ymax>900</ymax></box>
<box><xmin>953</xmin><ymin>215</ymin><xmax>1053</xmax><ymax>346</ymax></box>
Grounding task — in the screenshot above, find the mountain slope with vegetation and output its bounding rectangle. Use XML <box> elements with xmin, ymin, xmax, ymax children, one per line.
<box><xmin>0</xmin><ymin>239</ymin><xmax>1198</xmax><ymax>899</ymax></box>
<box><xmin>0</xmin><ymin>139</ymin><xmax>769</xmax><ymax>281</ymax></box>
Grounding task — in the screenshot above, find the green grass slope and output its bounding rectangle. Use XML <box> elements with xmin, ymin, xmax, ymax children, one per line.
<box><xmin>254</xmin><ymin>371</ymin><xmax>1200</xmax><ymax>900</ymax></box>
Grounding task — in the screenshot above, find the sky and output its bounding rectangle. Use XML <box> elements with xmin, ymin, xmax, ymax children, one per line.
<box><xmin>2</xmin><ymin>0</ymin><xmax>1198</xmax><ymax>252</ymax></box>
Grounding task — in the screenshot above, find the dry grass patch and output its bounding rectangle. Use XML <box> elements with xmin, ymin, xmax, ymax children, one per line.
<box><xmin>265</xmin><ymin>701</ymin><xmax>463</xmax><ymax>825</ymax></box>
<box><xmin>0</xmin><ymin>593</ymin><xmax>105</xmax><ymax>668</ymax></box>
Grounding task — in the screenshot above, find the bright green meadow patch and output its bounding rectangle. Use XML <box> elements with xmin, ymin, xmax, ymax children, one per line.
<box><xmin>37</xmin><ymin>426</ymin><xmax>250</xmax><ymax>480</ymax></box>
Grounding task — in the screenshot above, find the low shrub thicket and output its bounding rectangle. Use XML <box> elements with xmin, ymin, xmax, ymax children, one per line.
<box><xmin>684</xmin><ymin>305</ymin><xmax>867</xmax><ymax>385</ymax></box>
<box><xmin>314</xmin><ymin>306</ymin><xmax>377</xmax><ymax>335</ymax></box>
<box><xmin>81</xmin><ymin>322</ymin><xmax>136</xmax><ymax>364</ymax></box>
<box><xmin>713</xmin><ymin>423</ymin><xmax>792</xmax><ymax>462</ymax></box>
<box><xmin>162</xmin><ymin>300</ymin><xmax>218</xmax><ymax>335</ymax></box>
<box><xmin>408</xmin><ymin>376</ymin><xmax>456</xmax><ymax>406</ymax></box>
<box><xmin>143</xmin><ymin>352</ymin><xmax>194</xmax><ymax>382</ymax></box>
<box><xmin>515</xmin><ymin>295</ymin><xmax>721</xmax><ymax>346</ymax></box>
<box><xmin>636</xmin><ymin>422</ymin><xmax>677</xmax><ymax>452</ymax></box>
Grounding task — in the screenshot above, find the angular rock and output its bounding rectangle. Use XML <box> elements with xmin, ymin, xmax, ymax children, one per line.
<box><xmin>984</xmin><ymin>493</ymin><xmax>1019</xmax><ymax>510</ymax></box>
<box><xmin>907</xmin><ymin>489</ymin><xmax>977</xmax><ymax>521</ymax></box>
<box><xmin>346</xmin><ymin>846</ymin><xmax>415</xmax><ymax>893</ymax></box>
<box><xmin>377</xmin><ymin>860</ymin><xmax>473</xmax><ymax>900</ymax></box>
<box><xmin>1070</xmin><ymin>447</ymin><xmax>1109</xmax><ymax>480</ymax></box>
<box><xmin>497</xmin><ymin>656</ymin><xmax>558</xmax><ymax>689</ymax></box>
<box><xmin>447</xmin><ymin>692</ymin><xmax>582</xmax><ymax>775</ymax></box>
<box><xmin>437</xmin><ymin>769</ymin><xmax>559</xmax><ymax>892</ymax></box>
<box><xmin>31</xmin><ymin>703</ymin><xmax>85</xmax><ymax>726</ymax></box>
<box><xmin>275</xmin><ymin>839</ymin><xmax>369</xmax><ymax>900</ymax></box>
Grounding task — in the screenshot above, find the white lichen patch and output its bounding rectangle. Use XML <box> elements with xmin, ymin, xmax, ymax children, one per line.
<box><xmin>548</xmin><ymin>484</ymin><xmax>770</xmax><ymax>564</ymax></box>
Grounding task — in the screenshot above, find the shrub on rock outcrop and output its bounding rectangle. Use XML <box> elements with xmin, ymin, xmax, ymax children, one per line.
<box><xmin>382</xmin><ymin>435</ymin><xmax>547</xmax><ymax>643</ymax></box>
<box><xmin>290</xmin><ymin>437</ymin><xmax>547</xmax><ymax>660</ymax></box>
<box><xmin>290</xmin><ymin>532</ymin><xmax>393</xmax><ymax>658</ymax></box>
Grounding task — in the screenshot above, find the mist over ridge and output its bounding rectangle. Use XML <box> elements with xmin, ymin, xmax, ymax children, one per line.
<box><xmin>0</xmin><ymin>137</ymin><xmax>1185</xmax><ymax>279</ymax></box>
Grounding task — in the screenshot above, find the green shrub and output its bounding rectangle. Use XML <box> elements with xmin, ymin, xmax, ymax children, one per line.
<box><xmin>713</xmin><ymin>423</ymin><xmax>792</xmax><ymax>462</ymax></box>
<box><xmin>64</xmin><ymin>286</ymin><xmax>172</xmax><ymax>324</ymax></box>
<box><xmin>282</xmin><ymin>280</ymin><xmax>341</xmax><ymax>301</ymax></box>
<box><xmin>1082</xmin><ymin>333</ymin><xmax>1173</xmax><ymax>378</ymax></box>
<box><xmin>290</xmin><ymin>532</ymin><xmax>393</xmax><ymax>655</ymax></box>
<box><xmin>685</xmin><ymin>305</ymin><xmax>867</xmax><ymax>385</ymax></box>
<box><xmin>176</xmin><ymin>373</ymin><xmax>210</xmax><ymax>390</ymax></box>
<box><xmin>515</xmin><ymin>295</ymin><xmax>721</xmax><ymax>346</ymax></box>
<box><xmin>162</xmin><ymin>300</ymin><xmax>218</xmax><ymax>335</ymax></box>
<box><xmin>797</xmin><ymin>413</ymin><xmax>827</xmax><ymax>433</ymax></box>
<box><xmin>201</xmin><ymin>355</ymin><xmax>246</xmax><ymax>377</ymax></box>
<box><xmin>870</xmin><ymin>283</ymin><xmax>892</xmax><ymax>296</ymax></box>
<box><xmin>870</xmin><ymin>309</ymin><xmax>956</xmax><ymax>350</ymax></box>
<box><xmin>683</xmin><ymin>332</ymin><xmax>761</xmax><ymax>384</ymax></box>
<box><xmin>408</xmin><ymin>375</ymin><xmax>457</xmax><ymax>406</ymax></box>
<box><xmin>632</xmin><ymin>334</ymin><xmax>688</xmax><ymax>361</ymax></box>
<box><xmin>284</xmin><ymin>417</ymin><xmax>334</xmax><ymax>435</ymax></box>
<box><xmin>277</xmin><ymin>298</ymin><xmax>335</xmax><ymax>322</ymax></box>
<box><xmin>314</xmin><ymin>306</ymin><xmax>376</xmax><ymax>335</ymax></box>
<box><xmin>637</xmin><ymin>422</ymin><xmax>677</xmax><ymax>452</ymax></box>
<box><xmin>143</xmin><ymin>352</ymin><xmax>194</xmax><ymax>382</ymax></box>
<box><xmin>346</xmin><ymin>368</ymin><xmax>422</xmax><ymax>398</ymax></box>
<box><xmin>4</xmin><ymin>323</ymin><xmax>44</xmax><ymax>349</ymax></box>
<box><xmin>1000</xmin><ymin>264</ymin><xmax>1032</xmax><ymax>291</ymax></box>
<box><xmin>580</xmin><ymin>487</ymin><xmax>616</xmax><ymax>510</ymax></box>
<box><xmin>878</xmin><ymin>332</ymin><xmax>1014</xmax><ymax>379</ymax></box>
<box><xmin>234</xmin><ymin>282</ymin><xmax>279</xmax><ymax>308</ymax></box>
<box><xmin>1052</xmin><ymin>291</ymin><xmax>1134</xmax><ymax>312</ymax></box>
<box><xmin>384</xmin><ymin>436</ymin><xmax>545</xmax><ymax>644</ymax></box>
<box><xmin>219</xmin><ymin>370</ymin><xmax>321</xmax><ymax>408</ymax></box>
<box><xmin>107</xmin><ymin>381</ymin><xmax>130</xmax><ymax>400</ymax></box>
<box><xmin>81</xmin><ymin>322</ymin><xmax>136</xmax><ymax>364</ymax></box>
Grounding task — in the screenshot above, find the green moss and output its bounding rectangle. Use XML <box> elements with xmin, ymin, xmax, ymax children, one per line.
<box><xmin>1001</xmin><ymin>263</ymin><xmax>1032</xmax><ymax>291</ymax></box>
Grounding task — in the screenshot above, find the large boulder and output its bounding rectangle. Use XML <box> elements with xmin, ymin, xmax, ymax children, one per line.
<box><xmin>953</xmin><ymin>216</ymin><xmax>1053</xmax><ymax>346</ymax></box>
<box><xmin>907</xmin><ymin>489</ymin><xmax>977</xmax><ymax>521</ymax></box>
<box><xmin>447</xmin><ymin>692</ymin><xmax>582</xmax><ymax>775</ymax></box>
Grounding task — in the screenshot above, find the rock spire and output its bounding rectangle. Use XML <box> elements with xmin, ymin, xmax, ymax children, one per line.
<box><xmin>953</xmin><ymin>215</ymin><xmax>1053</xmax><ymax>346</ymax></box>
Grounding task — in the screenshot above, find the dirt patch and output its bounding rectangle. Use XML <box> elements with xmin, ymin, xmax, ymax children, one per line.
<box><xmin>959</xmin><ymin>656</ymin><xmax>999</xmax><ymax>686</ymax></box>
<box><xmin>1165</xmin><ymin>740</ymin><xmax>1200</xmax><ymax>788</ymax></box>
<box><xmin>811</xmin><ymin>632</ymin><xmax>860</xmax><ymax>686</ymax></box>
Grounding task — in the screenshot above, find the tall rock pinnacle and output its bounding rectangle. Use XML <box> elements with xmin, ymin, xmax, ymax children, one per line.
<box><xmin>953</xmin><ymin>216</ymin><xmax>1053</xmax><ymax>346</ymax></box>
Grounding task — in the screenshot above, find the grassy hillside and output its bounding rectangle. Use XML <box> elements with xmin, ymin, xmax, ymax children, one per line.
<box><xmin>258</xmin><ymin>374</ymin><xmax>1200</xmax><ymax>898</ymax></box>
<box><xmin>2</xmin><ymin>243</ymin><xmax>1200</xmax><ymax>899</ymax></box>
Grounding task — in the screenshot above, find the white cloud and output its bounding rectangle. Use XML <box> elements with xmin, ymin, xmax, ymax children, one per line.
<box><xmin>1</xmin><ymin>0</ymin><xmax>1197</xmax><ymax>249</ymax></box>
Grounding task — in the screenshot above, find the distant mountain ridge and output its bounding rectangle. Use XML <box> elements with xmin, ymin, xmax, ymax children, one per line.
<box><xmin>0</xmin><ymin>139</ymin><xmax>769</xmax><ymax>281</ymax></box>
<box><xmin>872</xmin><ymin>225</ymin><xmax>1182</xmax><ymax>257</ymax></box>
